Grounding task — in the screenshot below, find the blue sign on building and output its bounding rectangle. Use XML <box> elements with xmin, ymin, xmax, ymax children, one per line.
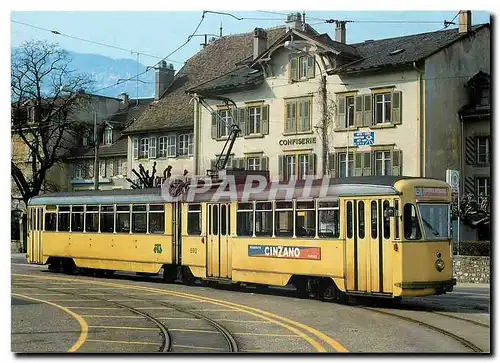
<box><xmin>353</xmin><ymin>131</ymin><xmax>375</xmax><ymax>146</ymax></box>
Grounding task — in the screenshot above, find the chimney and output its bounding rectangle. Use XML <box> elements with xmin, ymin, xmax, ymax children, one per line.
<box><xmin>335</xmin><ymin>21</ymin><xmax>347</xmax><ymax>44</ymax></box>
<box><xmin>253</xmin><ymin>28</ymin><xmax>268</xmax><ymax>60</ymax></box>
<box><xmin>155</xmin><ymin>61</ymin><xmax>174</xmax><ymax>100</ymax></box>
<box><xmin>119</xmin><ymin>92</ymin><xmax>129</xmax><ymax>108</ymax></box>
<box><xmin>458</xmin><ymin>10</ymin><xmax>472</xmax><ymax>34</ymax></box>
<box><xmin>285</xmin><ymin>12</ymin><xmax>302</xmax><ymax>31</ymax></box>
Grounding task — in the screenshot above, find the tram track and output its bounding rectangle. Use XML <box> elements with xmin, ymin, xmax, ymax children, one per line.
<box><xmin>12</xmin><ymin>281</ymin><xmax>239</xmax><ymax>353</ymax></box>
<box><xmin>361</xmin><ymin>307</ymin><xmax>486</xmax><ymax>353</ymax></box>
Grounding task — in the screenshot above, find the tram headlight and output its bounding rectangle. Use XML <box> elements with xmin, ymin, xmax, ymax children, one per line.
<box><xmin>435</xmin><ymin>259</ymin><xmax>445</xmax><ymax>272</ymax></box>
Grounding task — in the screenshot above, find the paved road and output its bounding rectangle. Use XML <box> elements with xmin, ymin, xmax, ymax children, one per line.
<box><xmin>11</xmin><ymin>254</ymin><xmax>490</xmax><ymax>353</ymax></box>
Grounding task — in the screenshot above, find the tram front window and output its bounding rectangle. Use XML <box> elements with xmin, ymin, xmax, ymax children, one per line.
<box><xmin>417</xmin><ymin>204</ymin><xmax>450</xmax><ymax>239</ymax></box>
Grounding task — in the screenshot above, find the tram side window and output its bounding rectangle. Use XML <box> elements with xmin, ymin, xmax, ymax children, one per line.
<box><xmin>86</xmin><ymin>206</ymin><xmax>99</xmax><ymax>232</ymax></box>
<box><xmin>100</xmin><ymin>205</ymin><xmax>115</xmax><ymax>233</ymax></box>
<box><xmin>296</xmin><ymin>201</ymin><xmax>315</xmax><ymax>237</ymax></box>
<box><xmin>187</xmin><ymin>204</ymin><xmax>202</xmax><ymax>235</ymax></box>
<box><xmin>116</xmin><ymin>205</ymin><xmax>130</xmax><ymax>233</ymax></box>
<box><xmin>132</xmin><ymin>205</ymin><xmax>147</xmax><ymax>233</ymax></box>
<box><xmin>255</xmin><ymin>202</ymin><xmax>272</xmax><ymax>237</ymax></box>
<box><xmin>275</xmin><ymin>202</ymin><xmax>293</xmax><ymax>237</ymax></box>
<box><xmin>346</xmin><ymin>202</ymin><xmax>353</xmax><ymax>239</ymax></box>
<box><xmin>236</xmin><ymin>203</ymin><xmax>253</xmax><ymax>236</ymax></box>
<box><xmin>383</xmin><ymin>201</ymin><xmax>390</xmax><ymax>239</ymax></box>
<box><xmin>71</xmin><ymin>206</ymin><xmax>84</xmax><ymax>232</ymax></box>
<box><xmin>45</xmin><ymin>212</ymin><xmax>57</xmax><ymax>231</ymax></box>
<box><xmin>404</xmin><ymin>203</ymin><xmax>422</xmax><ymax>240</ymax></box>
<box><xmin>58</xmin><ymin>206</ymin><xmax>70</xmax><ymax>231</ymax></box>
<box><xmin>371</xmin><ymin>201</ymin><xmax>378</xmax><ymax>239</ymax></box>
<box><xmin>358</xmin><ymin>201</ymin><xmax>365</xmax><ymax>239</ymax></box>
<box><xmin>149</xmin><ymin>205</ymin><xmax>165</xmax><ymax>234</ymax></box>
<box><xmin>318</xmin><ymin>202</ymin><xmax>340</xmax><ymax>238</ymax></box>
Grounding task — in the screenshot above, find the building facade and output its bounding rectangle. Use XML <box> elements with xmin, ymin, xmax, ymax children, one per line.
<box><xmin>190</xmin><ymin>12</ymin><xmax>490</xmax><ymax>184</ymax></box>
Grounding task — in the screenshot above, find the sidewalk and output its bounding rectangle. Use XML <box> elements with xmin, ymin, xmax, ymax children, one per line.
<box><xmin>456</xmin><ymin>282</ymin><xmax>490</xmax><ymax>289</ymax></box>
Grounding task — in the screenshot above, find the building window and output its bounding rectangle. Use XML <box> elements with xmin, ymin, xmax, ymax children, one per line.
<box><xmin>346</xmin><ymin>96</ymin><xmax>355</xmax><ymax>127</ymax></box>
<box><xmin>139</xmin><ymin>138</ymin><xmax>149</xmax><ymax>158</ymax></box>
<box><xmin>479</xmin><ymin>88</ymin><xmax>489</xmax><ymax>106</ymax></box>
<box><xmin>374</xmin><ymin>93</ymin><xmax>392</xmax><ymax>124</ymax></box>
<box><xmin>218</xmin><ymin>109</ymin><xmax>232</xmax><ymax>138</ymax></box>
<box><xmin>374</xmin><ymin>151</ymin><xmax>391</xmax><ymax>176</ymax></box>
<box><xmin>83</xmin><ymin>130</ymin><xmax>93</xmax><ymax>146</ymax></box>
<box><xmin>339</xmin><ymin>152</ymin><xmax>354</xmax><ymax>178</ymax></box>
<box><xmin>476</xmin><ymin>177</ymin><xmax>491</xmax><ymax>197</ymax></box>
<box><xmin>99</xmin><ymin>160</ymin><xmax>106</xmax><ymax>178</ymax></box>
<box><xmin>247</xmin><ymin>157</ymin><xmax>261</xmax><ymax>171</ymax></box>
<box><xmin>248</xmin><ymin>106</ymin><xmax>261</xmax><ymax>134</ymax></box>
<box><xmin>104</xmin><ymin>127</ymin><xmax>112</xmax><ymax>145</ymax></box>
<box><xmin>279</xmin><ymin>154</ymin><xmax>316</xmax><ymax>181</ymax></box>
<box><xmin>114</xmin><ymin>159</ymin><xmax>123</xmax><ymax>176</ymax></box>
<box><xmin>476</xmin><ymin>137</ymin><xmax>490</xmax><ymax>164</ymax></box>
<box><xmin>290</xmin><ymin>55</ymin><xmax>314</xmax><ymax>81</ymax></box>
<box><xmin>284</xmin><ymin>98</ymin><xmax>311</xmax><ymax>133</ymax></box>
<box><xmin>73</xmin><ymin>164</ymin><xmax>83</xmax><ymax>179</ymax></box>
<box><xmin>178</xmin><ymin>133</ymin><xmax>193</xmax><ymax>156</ymax></box>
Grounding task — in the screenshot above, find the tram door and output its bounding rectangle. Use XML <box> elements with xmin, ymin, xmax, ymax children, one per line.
<box><xmin>344</xmin><ymin>199</ymin><xmax>370</xmax><ymax>292</ymax></box>
<box><xmin>206</xmin><ymin>204</ymin><xmax>231</xmax><ymax>279</ymax></box>
<box><xmin>29</xmin><ymin>207</ymin><xmax>43</xmax><ymax>264</ymax></box>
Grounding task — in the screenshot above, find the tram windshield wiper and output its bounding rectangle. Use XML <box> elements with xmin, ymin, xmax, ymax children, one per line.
<box><xmin>420</xmin><ymin>217</ymin><xmax>440</xmax><ymax>236</ymax></box>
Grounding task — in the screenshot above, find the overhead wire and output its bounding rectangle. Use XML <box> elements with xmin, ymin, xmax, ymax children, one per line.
<box><xmin>11</xmin><ymin>19</ymin><xmax>183</xmax><ymax>63</ymax></box>
<box><xmin>91</xmin><ymin>11</ymin><xmax>206</xmax><ymax>94</ymax></box>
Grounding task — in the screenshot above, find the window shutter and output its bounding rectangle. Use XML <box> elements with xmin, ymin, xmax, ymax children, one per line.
<box><xmin>279</xmin><ymin>155</ymin><xmax>285</xmax><ymax>181</ymax></box>
<box><xmin>362</xmin><ymin>94</ymin><xmax>372</xmax><ymax>126</ymax></box>
<box><xmin>328</xmin><ymin>153</ymin><xmax>337</xmax><ymax>178</ymax></box>
<box><xmin>238</xmin><ymin>107</ymin><xmax>246</xmax><ymax>136</ymax></box>
<box><xmin>261</xmin><ymin>105</ymin><xmax>269</xmax><ymax>135</ymax></box>
<box><xmin>391</xmin><ymin>91</ymin><xmax>402</xmax><ymax>125</ymax></box>
<box><xmin>354</xmin><ymin>152</ymin><xmax>363</xmax><ymax>176</ymax></box>
<box><xmin>289</xmin><ymin>57</ymin><xmax>298</xmax><ymax>82</ymax></box>
<box><xmin>464</xmin><ymin>176</ymin><xmax>475</xmax><ymax>195</ymax></box>
<box><xmin>336</xmin><ymin>96</ymin><xmax>345</xmax><ymax>129</ymax></box>
<box><xmin>245</xmin><ymin>108</ymin><xmax>251</xmax><ymax>135</ymax></box>
<box><xmin>465</xmin><ymin>136</ymin><xmax>475</xmax><ymax>165</ymax></box>
<box><xmin>261</xmin><ymin>156</ymin><xmax>269</xmax><ymax>171</ymax></box>
<box><xmin>391</xmin><ymin>149</ymin><xmax>402</xmax><ymax>176</ymax></box>
<box><xmin>122</xmin><ymin>160</ymin><xmax>127</xmax><ymax>177</ymax></box>
<box><xmin>308</xmin><ymin>153</ymin><xmax>317</xmax><ymax>177</ymax></box>
<box><xmin>355</xmin><ymin>95</ymin><xmax>363</xmax><ymax>127</ymax></box>
<box><xmin>133</xmin><ymin>138</ymin><xmax>138</xmax><ymax>159</ymax></box>
<box><xmin>285</xmin><ymin>102</ymin><xmax>296</xmax><ymax>133</ymax></box>
<box><xmin>211</xmin><ymin>112</ymin><xmax>218</xmax><ymax>139</ymax></box>
<box><xmin>148</xmin><ymin>136</ymin><xmax>156</xmax><ymax>158</ymax></box>
<box><xmin>108</xmin><ymin>159</ymin><xmax>114</xmax><ymax>177</ymax></box>
<box><xmin>306</xmin><ymin>56</ymin><xmax>315</xmax><ymax>79</ymax></box>
<box><xmin>362</xmin><ymin>151</ymin><xmax>372</xmax><ymax>176</ymax></box>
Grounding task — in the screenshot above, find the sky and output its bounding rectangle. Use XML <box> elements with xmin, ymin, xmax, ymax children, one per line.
<box><xmin>11</xmin><ymin>10</ymin><xmax>491</xmax><ymax>70</ymax></box>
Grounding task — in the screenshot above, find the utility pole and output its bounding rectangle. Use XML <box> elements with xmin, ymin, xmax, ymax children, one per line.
<box><xmin>321</xmin><ymin>74</ymin><xmax>328</xmax><ymax>177</ymax></box>
<box><xmin>93</xmin><ymin>111</ymin><xmax>100</xmax><ymax>190</ymax></box>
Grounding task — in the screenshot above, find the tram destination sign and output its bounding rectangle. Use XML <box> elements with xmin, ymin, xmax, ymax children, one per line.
<box><xmin>248</xmin><ymin>245</ymin><xmax>321</xmax><ymax>260</ymax></box>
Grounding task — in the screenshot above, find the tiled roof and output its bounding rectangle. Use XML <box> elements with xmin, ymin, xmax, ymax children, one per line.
<box><xmin>77</xmin><ymin>137</ymin><xmax>128</xmax><ymax>158</ymax></box>
<box><xmin>338</xmin><ymin>24</ymin><xmax>489</xmax><ymax>73</ymax></box>
<box><xmin>124</xmin><ymin>26</ymin><xmax>287</xmax><ymax>134</ymax></box>
<box><xmin>107</xmin><ymin>97</ymin><xmax>154</xmax><ymax>129</ymax></box>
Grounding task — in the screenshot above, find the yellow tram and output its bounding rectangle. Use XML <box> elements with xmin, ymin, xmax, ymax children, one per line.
<box><xmin>26</xmin><ymin>176</ymin><xmax>456</xmax><ymax>301</ymax></box>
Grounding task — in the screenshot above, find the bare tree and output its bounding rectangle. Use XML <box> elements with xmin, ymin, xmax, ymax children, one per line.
<box><xmin>126</xmin><ymin>163</ymin><xmax>173</xmax><ymax>189</ymax></box>
<box><xmin>11</xmin><ymin>40</ymin><xmax>94</xmax><ymax>207</ymax></box>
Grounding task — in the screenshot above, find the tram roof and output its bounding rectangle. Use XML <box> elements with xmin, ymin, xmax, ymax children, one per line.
<box><xmin>27</xmin><ymin>176</ymin><xmax>443</xmax><ymax>206</ymax></box>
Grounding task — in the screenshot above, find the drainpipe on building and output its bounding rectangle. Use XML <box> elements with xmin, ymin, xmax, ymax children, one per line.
<box><xmin>413</xmin><ymin>61</ymin><xmax>425</xmax><ymax>177</ymax></box>
<box><xmin>321</xmin><ymin>75</ymin><xmax>328</xmax><ymax>177</ymax></box>
<box><xmin>193</xmin><ymin>95</ymin><xmax>199</xmax><ymax>175</ymax></box>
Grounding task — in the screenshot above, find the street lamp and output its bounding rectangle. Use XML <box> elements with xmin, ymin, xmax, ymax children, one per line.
<box><xmin>60</xmin><ymin>86</ymin><xmax>100</xmax><ymax>190</ymax></box>
<box><xmin>284</xmin><ymin>41</ymin><xmax>329</xmax><ymax>178</ymax></box>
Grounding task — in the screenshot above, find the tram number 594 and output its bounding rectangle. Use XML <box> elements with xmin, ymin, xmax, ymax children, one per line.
<box><xmin>189</xmin><ymin>247</ymin><xmax>198</xmax><ymax>254</ymax></box>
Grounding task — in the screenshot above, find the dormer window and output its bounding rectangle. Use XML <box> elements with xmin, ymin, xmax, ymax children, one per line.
<box><xmin>479</xmin><ymin>88</ymin><xmax>490</xmax><ymax>107</ymax></box>
<box><xmin>83</xmin><ymin>130</ymin><xmax>93</xmax><ymax>146</ymax></box>
<box><xmin>290</xmin><ymin>55</ymin><xmax>315</xmax><ymax>81</ymax></box>
<box><xmin>104</xmin><ymin>127</ymin><xmax>112</xmax><ymax>145</ymax></box>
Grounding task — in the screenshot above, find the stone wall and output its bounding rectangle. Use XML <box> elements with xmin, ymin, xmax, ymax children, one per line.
<box><xmin>453</xmin><ymin>255</ymin><xmax>490</xmax><ymax>283</ymax></box>
<box><xmin>11</xmin><ymin>240</ymin><xmax>23</xmax><ymax>253</ymax></box>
